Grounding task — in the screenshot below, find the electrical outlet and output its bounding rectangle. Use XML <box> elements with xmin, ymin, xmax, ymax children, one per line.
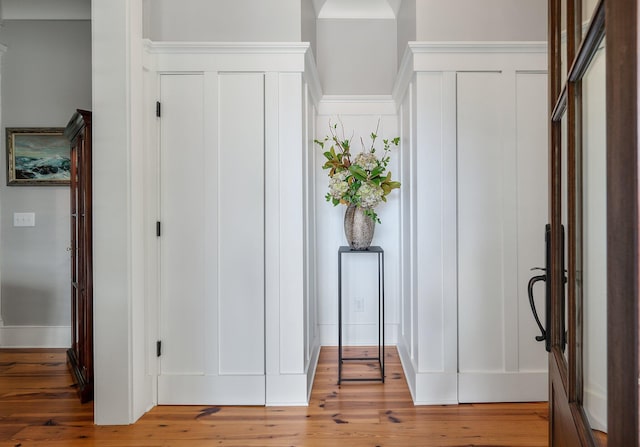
<box><xmin>13</xmin><ymin>212</ymin><xmax>35</xmax><ymax>227</ymax></box>
<box><xmin>354</xmin><ymin>297</ymin><xmax>364</xmax><ymax>312</ymax></box>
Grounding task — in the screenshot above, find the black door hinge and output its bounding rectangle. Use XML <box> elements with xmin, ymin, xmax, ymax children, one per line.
<box><xmin>156</xmin><ymin>221</ymin><xmax>161</xmax><ymax>237</ymax></box>
<box><xmin>156</xmin><ymin>101</ymin><xmax>161</xmax><ymax>117</ymax></box>
<box><xmin>156</xmin><ymin>341</ymin><xmax>162</xmax><ymax>357</ymax></box>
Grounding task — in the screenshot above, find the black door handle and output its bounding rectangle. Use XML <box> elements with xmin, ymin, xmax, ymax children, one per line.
<box><xmin>528</xmin><ymin>269</ymin><xmax>547</xmax><ymax>342</ymax></box>
<box><xmin>526</xmin><ymin>224</ymin><xmax>552</xmax><ymax>352</ymax></box>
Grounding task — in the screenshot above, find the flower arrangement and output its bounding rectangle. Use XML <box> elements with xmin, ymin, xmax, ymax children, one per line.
<box><xmin>315</xmin><ymin>120</ymin><xmax>400</xmax><ymax>223</ymax></box>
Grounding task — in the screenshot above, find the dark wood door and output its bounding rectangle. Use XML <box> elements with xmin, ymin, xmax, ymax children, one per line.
<box><xmin>65</xmin><ymin>110</ymin><xmax>93</xmax><ymax>404</ymax></box>
<box><xmin>605</xmin><ymin>0</ymin><xmax>639</xmax><ymax>445</ymax></box>
<box><xmin>548</xmin><ymin>0</ymin><xmax>639</xmax><ymax>445</ymax></box>
<box><xmin>549</xmin><ymin>0</ymin><xmax>606</xmax><ymax>447</ymax></box>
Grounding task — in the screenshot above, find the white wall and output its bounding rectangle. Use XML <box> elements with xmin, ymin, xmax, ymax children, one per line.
<box><xmin>0</xmin><ymin>20</ymin><xmax>91</xmax><ymax>347</ymax></box>
<box><xmin>92</xmin><ymin>0</ymin><xmax>149</xmax><ymax>424</ymax></box>
<box><xmin>143</xmin><ymin>0</ymin><xmax>302</xmax><ymax>42</ymax></box>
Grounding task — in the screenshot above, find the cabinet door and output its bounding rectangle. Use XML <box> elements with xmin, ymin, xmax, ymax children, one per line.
<box><xmin>157</xmin><ymin>72</ymin><xmax>265</xmax><ymax>404</ymax></box>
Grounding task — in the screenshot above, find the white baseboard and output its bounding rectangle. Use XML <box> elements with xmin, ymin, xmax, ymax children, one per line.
<box><xmin>397</xmin><ymin>341</ymin><xmax>458</xmax><ymax>405</ymax></box>
<box><xmin>0</xmin><ymin>325</ymin><xmax>71</xmax><ymax>348</ymax></box>
<box><xmin>264</xmin><ymin>341</ymin><xmax>321</xmax><ymax>407</ymax></box>
<box><xmin>398</xmin><ymin>342</ymin><xmax>546</xmax><ymax>405</ymax></box>
<box><xmin>266</xmin><ymin>373</ymin><xmax>311</xmax><ymax>406</ymax></box>
<box><xmin>584</xmin><ymin>386</ymin><xmax>607</xmax><ymax>432</ymax></box>
<box><xmin>458</xmin><ymin>371</ymin><xmax>548</xmax><ymax>403</ymax></box>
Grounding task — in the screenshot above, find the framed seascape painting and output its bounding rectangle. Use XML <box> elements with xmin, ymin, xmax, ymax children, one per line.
<box><xmin>6</xmin><ymin>127</ymin><xmax>71</xmax><ymax>186</ymax></box>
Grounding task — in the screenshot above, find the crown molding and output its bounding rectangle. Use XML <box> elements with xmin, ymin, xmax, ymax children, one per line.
<box><xmin>144</xmin><ymin>40</ymin><xmax>311</xmax><ymax>55</ymax></box>
<box><xmin>408</xmin><ymin>41</ymin><xmax>547</xmax><ymax>54</ymax></box>
<box><xmin>393</xmin><ymin>41</ymin><xmax>548</xmax><ymax>104</ymax></box>
<box><xmin>318</xmin><ymin>95</ymin><xmax>396</xmax><ymax>116</ymax></box>
<box><xmin>144</xmin><ymin>40</ymin><xmax>312</xmax><ymax>73</ymax></box>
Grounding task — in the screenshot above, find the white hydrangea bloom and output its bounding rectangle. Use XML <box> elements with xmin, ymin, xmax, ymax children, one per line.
<box><xmin>353</xmin><ymin>152</ymin><xmax>379</xmax><ymax>171</ymax></box>
<box><xmin>328</xmin><ymin>170</ymin><xmax>349</xmax><ymax>199</ymax></box>
<box><xmin>358</xmin><ymin>181</ymin><xmax>384</xmax><ymax>209</ymax></box>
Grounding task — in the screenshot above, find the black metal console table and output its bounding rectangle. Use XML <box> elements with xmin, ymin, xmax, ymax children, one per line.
<box><xmin>337</xmin><ymin>245</ymin><xmax>385</xmax><ymax>384</ymax></box>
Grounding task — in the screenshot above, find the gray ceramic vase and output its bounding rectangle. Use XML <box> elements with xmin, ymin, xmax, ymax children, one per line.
<box><xmin>344</xmin><ymin>203</ymin><xmax>375</xmax><ymax>250</ymax></box>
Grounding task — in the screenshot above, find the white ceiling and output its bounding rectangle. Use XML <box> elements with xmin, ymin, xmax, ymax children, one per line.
<box><xmin>313</xmin><ymin>0</ymin><xmax>402</xmax><ymax>19</ymax></box>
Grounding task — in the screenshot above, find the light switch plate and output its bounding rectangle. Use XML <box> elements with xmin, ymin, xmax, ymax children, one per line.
<box><xmin>13</xmin><ymin>212</ymin><xmax>35</xmax><ymax>227</ymax></box>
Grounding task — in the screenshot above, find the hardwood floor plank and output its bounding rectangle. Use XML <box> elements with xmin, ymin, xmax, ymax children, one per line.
<box><xmin>0</xmin><ymin>347</ymin><xmax>549</xmax><ymax>446</ymax></box>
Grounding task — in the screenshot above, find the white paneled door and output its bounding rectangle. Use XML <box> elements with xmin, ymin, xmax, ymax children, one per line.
<box><xmin>158</xmin><ymin>72</ymin><xmax>265</xmax><ymax>405</ymax></box>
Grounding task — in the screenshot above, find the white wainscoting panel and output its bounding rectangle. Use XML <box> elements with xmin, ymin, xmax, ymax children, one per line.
<box><xmin>159</xmin><ymin>73</ymin><xmax>207</xmax><ymax>378</ymax></box>
<box><xmin>516</xmin><ymin>72</ymin><xmax>549</xmax><ymax>373</ymax></box>
<box><xmin>217</xmin><ymin>73</ymin><xmax>265</xmax><ymax>376</ymax></box>
<box><xmin>394</xmin><ymin>43</ymin><xmax>548</xmax><ymax>405</ymax></box>
<box><xmin>146</xmin><ymin>43</ymin><xmax>321</xmax><ymax>408</ymax></box>
<box><xmin>457</xmin><ymin>71</ymin><xmax>505</xmax><ymax>373</ymax></box>
<box><xmin>457</xmin><ymin>70</ymin><xmax>548</xmax><ymax>402</ymax></box>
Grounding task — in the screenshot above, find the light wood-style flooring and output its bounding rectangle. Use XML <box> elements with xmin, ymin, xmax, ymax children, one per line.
<box><xmin>0</xmin><ymin>346</ymin><xmax>549</xmax><ymax>446</ymax></box>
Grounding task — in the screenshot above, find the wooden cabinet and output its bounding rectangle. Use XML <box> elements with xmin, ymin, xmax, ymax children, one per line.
<box><xmin>64</xmin><ymin>110</ymin><xmax>93</xmax><ymax>403</ymax></box>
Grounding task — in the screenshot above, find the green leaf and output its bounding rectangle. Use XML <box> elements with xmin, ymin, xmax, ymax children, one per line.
<box><xmin>370</xmin><ymin>166</ymin><xmax>384</xmax><ymax>178</ymax></box>
<box><xmin>392</xmin><ymin>137</ymin><xmax>400</xmax><ymax>146</ymax></box>
<box><xmin>349</xmin><ymin>165</ymin><xmax>367</xmax><ymax>181</ymax></box>
<box><xmin>388</xmin><ymin>181</ymin><xmax>401</xmax><ymax>189</ymax></box>
<box><xmin>323</xmin><ymin>151</ymin><xmax>333</xmax><ymax>160</ymax></box>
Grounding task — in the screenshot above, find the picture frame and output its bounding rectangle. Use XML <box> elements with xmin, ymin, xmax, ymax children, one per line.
<box><xmin>6</xmin><ymin>127</ymin><xmax>70</xmax><ymax>186</ymax></box>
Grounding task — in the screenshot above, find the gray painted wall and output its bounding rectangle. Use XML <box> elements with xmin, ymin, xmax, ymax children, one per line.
<box><xmin>397</xmin><ymin>0</ymin><xmax>416</xmax><ymax>65</ymax></box>
<box><xmin>143</xmin><ymin>0</ymin><xmax>302</xmax><ymax>41</ymax></box>
<box><xmin>302</xmin><ymin>0</ymin><xmax>317</xmax><ymax>58</ymax></box>
<box><xmin>316</xmin><ymin>18</ymin><xmax>397</xmax><ymax>95</ymax></box>
<box><xmin>396</xmin><ymin>1</ymin><xmax>547</xmax><ymax>65</ymax></box>
<box><xmin>0</xmin><ymin>20</ymin><xmax>91</xmax><ymax>326</ymax></box>
<box><xmin>415</xmin><ymin>0</ymin><xmax>547</xmax><ymax>41</ymax></box>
